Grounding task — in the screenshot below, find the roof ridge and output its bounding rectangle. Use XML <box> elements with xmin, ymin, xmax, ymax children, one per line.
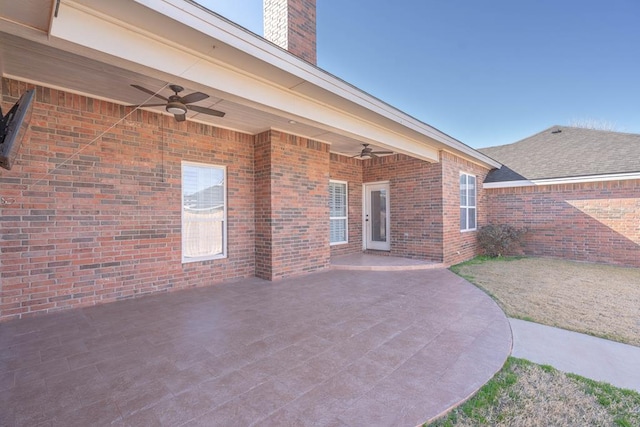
<box><xmin>479</xmin><ymin>125</ymin><xmax>560</xmax><ymax>151</ymax></box>
<box><xmin>481</xmin><ymin>125</ymin><xmax>640</xmax><ymax>183</ymax></box>
<box><xmin>558</xmin><ymin>126</ymin><xmax>640</xmax><ymax>138</ymax></box>
<box><xmin>480</xmin><ymin>125</ymin><xmax>640</xmax><ymax>153</ymax></box>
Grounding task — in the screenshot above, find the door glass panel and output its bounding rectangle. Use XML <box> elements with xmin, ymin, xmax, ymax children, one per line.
<box><xmin>371</xmin><ymin>189</ymin><xmax>387</xmax><ymax>242</ymax></box>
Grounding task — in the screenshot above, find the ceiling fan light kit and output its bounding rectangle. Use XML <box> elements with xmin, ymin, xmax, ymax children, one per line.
<box><xmin>166</xmin><ymin>102</ymin><xmax>187</xmax><ymax>115</ymax></box>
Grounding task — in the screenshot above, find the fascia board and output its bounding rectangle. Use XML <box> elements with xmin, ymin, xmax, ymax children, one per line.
<box><xmin>180</xmin><ymin>0</ymin><xmax>500</xmax><ymax>168</ymax></box>
<box><xmin>482</xmin><ymin>180</ymin><xmax>536</xmax><ymax>189</ymax></box>
<box><xmin>50</xmin><ymin>2</ymin><xmax>439</xmax><ymax>162</ymax></box>
<box><xmin>129</xmin><ymin>0</ymin><xmax>493</xmax><ymax>166</ymax></box>
<box><xmin>483</xmin><ymin>172</ymin><xmax>640</xmax><ymax>189</ymax></box>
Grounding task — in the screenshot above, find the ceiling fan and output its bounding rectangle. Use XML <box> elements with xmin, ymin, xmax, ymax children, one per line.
<box><xmin>129</xmin><ymin>84</ymin><xmax>225</xmax><ymax>122</ymax></box>
<box><xmin>352</xmin><ymin>143</ymin><xmax>393</xmax><ymax>158</ymax></box>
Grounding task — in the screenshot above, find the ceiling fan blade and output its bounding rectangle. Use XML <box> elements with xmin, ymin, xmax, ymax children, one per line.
<box><xmin>180</xmin><ymin>92</ymin><xmax>209</xmax><ymax>104</ymax></box>
<box><xmin>371</xmin><ymin>151</ymin><xmax>394</xmax><ymax>155</ymax></box>
<box><xmin>187</xmin><ymin>105</ymin><xmax>226</xmax><ymax>117</ymax></box>
<box><xmin>131</xmin><ymin>84</ymin><xmax>168</xmax><ymax>102</ymax></box>
<box><xmin>370</xmin><ymin>153</ymin><xmax>379</xmax><ymax>158</ymax></box>
<box><xmin>175</xmin><ymin>113</ymin><xmax>186</xmax><ymax>122</ymax></box>
<box><xmin>127</xmin><ymin>103</ymin><xmax>166</xmax><ymax>108</ymax></box>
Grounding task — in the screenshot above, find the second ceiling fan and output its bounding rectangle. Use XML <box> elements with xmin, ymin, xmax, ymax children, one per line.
<box><xmin>129</xmin><ymin>84</ymin><xmax>225</xmax><ymax>122</ymax></box>
<box><xmin>352</xmin><ymin>143</ymin><xmax>393</xmax><ymax>159</ymax></box>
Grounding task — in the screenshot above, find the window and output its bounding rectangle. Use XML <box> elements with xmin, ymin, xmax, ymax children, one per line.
<box><xmin>460</xmin><ymin>173</ymin><xmax>477</xmax><ymax>231</ymax></box>
<box><xmin>182</xmin><ymin>161</ymin><xmax>227</xmax><ymax>262</ymax></box>
<box><xmin>329</xmin><ymin>180</ymin><xmax>348</xmax><ymax>245</ymax></box>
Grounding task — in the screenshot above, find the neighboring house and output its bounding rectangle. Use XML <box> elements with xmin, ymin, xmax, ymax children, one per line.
<box><xmin>0</xmin><ymin>0</ymin><xmax>500</xmax><ymax>320</ymax></box>
<box><xmin>480</xmin><ymin>126</ymin><xmax>640</xmax><ymax>267</ymax></box>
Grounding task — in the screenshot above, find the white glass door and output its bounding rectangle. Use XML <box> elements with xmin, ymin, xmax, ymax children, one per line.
<box><xmin>364</xmin><ymin>182</ymin><xmax>390</xmax><ymax>251</ymax></box>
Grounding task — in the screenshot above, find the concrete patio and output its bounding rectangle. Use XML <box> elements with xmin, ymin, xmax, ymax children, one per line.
<box><xmin>0</xmin><ymin>267</ymin><xmax>511</xmax><ymax>426</ymax></box>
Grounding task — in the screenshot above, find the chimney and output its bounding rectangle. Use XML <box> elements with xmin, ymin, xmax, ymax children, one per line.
<box><xmin>264</xmin><ymin>0</ymin><xmax>317</xmax><ymax>65</ymax></box>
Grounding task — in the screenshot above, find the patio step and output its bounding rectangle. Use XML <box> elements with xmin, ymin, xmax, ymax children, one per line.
<box><xmin>331</xmin><ymin>263</ymin><xmax>446</xmax><ymax>271</ymax></box>
<box><xmin>330</xmin><ymin>254</ymin><xmax>446</xmax><ymax>271</ymax></box>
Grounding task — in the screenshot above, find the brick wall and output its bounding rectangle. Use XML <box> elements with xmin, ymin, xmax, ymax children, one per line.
<box><xmin>329</xmin><ymin>153</ymin><xmax>363</xmax><ymax>256</ymax></box>
<box><xmin>486</xmin><ymin>180</ymin><xmax>640</xmax><ymax>267</ymax></box>
<box><xmin>363</xmin><ymin>154</ymin><xmax>444</xmax><ymax>261</ymax></box>
<box><xmin>254</xmin><ymin>130</ymin><xmax>330</xmax><ymax>279</ymax></box>
<box><xmin>254</xmin><ymin>131</ymin><xmax>273</xmax><ymax>279</ymax></box>
<box><xmin>441</xmin><ymin>151</ymin><xmax>491</xmax><ymax>266</ymax></box>
<box><xmin>264</xmin><ymin>0</ymin><xmax>317</xmax><ymax>64</ymax></box>
<box><xmin>286</xmin><ymin>0</ymin><xmax>317</xmax><ymax>64</ymax></box>
<box><xmin>0</xmin><ymin>79</ymin><xmax>255</xmax><ymax>320</ymax></box>
<box><xmin>264</xmin><ymin>0</ymin><xmax>288</xmax><ymax>51</ymax></box>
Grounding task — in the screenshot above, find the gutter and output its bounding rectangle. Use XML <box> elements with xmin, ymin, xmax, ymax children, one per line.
<box><xmin>483</xmin><ymin>172</ymin><xmax>640</xmax><ymax>189</ymax></box>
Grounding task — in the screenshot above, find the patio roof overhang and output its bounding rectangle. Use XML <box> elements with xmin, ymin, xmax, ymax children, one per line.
<box><xmin>0</xmin><ymin>0</ymin><xmax>500</xmax><ymax>168</ymax></box>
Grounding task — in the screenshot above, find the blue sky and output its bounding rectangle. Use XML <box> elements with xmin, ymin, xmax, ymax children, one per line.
<box><xmin>198</xmin><ymin>0</ymin><xmax>639</xmax><ymax>148</ymax></box>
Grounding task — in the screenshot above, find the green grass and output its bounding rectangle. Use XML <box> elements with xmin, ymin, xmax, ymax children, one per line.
<box><xmin>449</xmin><ymin>255</ymin><xmax>522</xmax><ymax>272</ymax></box>
<box><xmin>448</xmin><ymin>256</ymin><xmax>509</xmax><ymax>311</ymax></box>
<box><xmin>426</xmin><ymin>358</ymin><xmax>523</xmax><ymax>426</ymax></box>
<box><xmin>426</xmin><ymin>358</ymin><xmax>640</xmax><ymax>426</ymax></box>
<box><xmin>448</xmin><ymin>257</ymin><xmax>484</xmax><ymax>287</ymax></box>
<box><xmin>568</xmin><ymin>373</ymin><xmax>640</xmax><ymax>427</ymax></box>
<box><xmin>449</xmin><ymin>255</ymin><xmax>523</xmax><ymax>283</ymax></box>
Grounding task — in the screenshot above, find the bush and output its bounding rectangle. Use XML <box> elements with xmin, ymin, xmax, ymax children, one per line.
<box><xmin>477</xmin><ymin>224</ymin><xmax>526</xmax><ymax>257</ymax></box>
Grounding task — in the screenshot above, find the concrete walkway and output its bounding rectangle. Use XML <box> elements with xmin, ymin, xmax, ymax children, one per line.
<box><xmin>510</xmin><ymin>318</ymin><xmax>640</xmax><ymax>392</ymax></box>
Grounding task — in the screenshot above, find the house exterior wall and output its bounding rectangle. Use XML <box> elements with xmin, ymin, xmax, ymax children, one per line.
<box><xmin>329</xmin><ymin>153</ymin><xmax>363</xmax><ymax>257</ymax></box>
<box><xmin>362</xmin><ymin>154</ymin><xmax>444</xmax><ymax>261</ymax></box>
<box><xmin>0</xmin><ymin>79</ymin><xmax>256</xmax><ymax>320</ymax></box>
<box><xmin>254</xmin><ymin>130</ymin><xmax>331</xmax><ymax>280</ymax></box>
<box><xmin>441</xmin><ymin>151</ymin><xmax>491</xmax><ymax>266</ymax></box>
<box><xmin>486</xmin><ymin>179</ymin><xmax>640</xmax><ymax>268</ymax></box>
<box><xmin>0</xmin><ymin>79</ymin><xmax>504</xmax><ymax>322</ymax></box>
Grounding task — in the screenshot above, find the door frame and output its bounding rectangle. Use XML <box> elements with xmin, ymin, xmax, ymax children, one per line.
<box><xmin>362</xmin><ymin>181</ymin><xmax>391</xmax><ymax>251</ymax></box>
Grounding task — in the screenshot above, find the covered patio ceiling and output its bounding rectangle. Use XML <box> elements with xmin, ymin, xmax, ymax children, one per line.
<box><xmin>0</xmin><ymin>30</ymin><xmax>374</xmax><ymax>159</ymax></box>
<box><xmin>0</xmin><ymin>0</ymin><xmax>500</xmax><ymax>167</ymax></box>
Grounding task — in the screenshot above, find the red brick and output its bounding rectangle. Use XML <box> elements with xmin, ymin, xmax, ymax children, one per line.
<box><xmin>486</xmin><ymin>180</ymin><xmax>640</xmax><ymax>267</ymax></box>
<box><xmin>1</xmin><ymin>78</ymin><xmax>255</xmax><ymax>320</ymax></box>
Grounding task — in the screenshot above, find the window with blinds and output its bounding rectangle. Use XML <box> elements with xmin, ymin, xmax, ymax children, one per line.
<box><xmin>329</xmin><ymin>180</ymin><xmax>348</xmax><ymax>245</ymax></box>
<box><xmin>460</xmin><ymin>173</ymin><xmax>477</xmax><ymax>231</ymax></box>
<box><xmin>182</xmin><ymin>161</ymin><xmax>227</xmax><ymax>262</ymax></box>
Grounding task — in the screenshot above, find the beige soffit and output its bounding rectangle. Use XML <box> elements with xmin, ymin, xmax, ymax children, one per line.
<box><xmin>0</xmin><ymin>0</ymin><xmax>56</xmax><ymax>33</ymax></box>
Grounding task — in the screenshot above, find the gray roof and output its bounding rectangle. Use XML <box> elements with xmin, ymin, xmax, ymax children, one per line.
<box><xmin>479</xmin><ymin>126</ymin><xmax>640</xmax><ymax>183</ymax></box>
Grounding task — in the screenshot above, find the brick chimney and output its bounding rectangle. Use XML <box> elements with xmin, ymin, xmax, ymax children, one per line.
<box><xmin>264</xmin><ymin>0</ymin><xmax>317</xmax><ymax>65</ymax></box>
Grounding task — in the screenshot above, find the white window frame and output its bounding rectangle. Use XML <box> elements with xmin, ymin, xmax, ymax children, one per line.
<box><xmin>329</xmin><ymin>180</ymin><xmax>348</xmax><ymax>245</ymax></box>
<box><xmin>460</xmin><ymin>172</ymin><xmax>477</xmax><ymax>232</ymax></box>
<box><xmin>181</xmin><ymin>161</ymin><xmax>227</xmax><ymax>263</ymax></box>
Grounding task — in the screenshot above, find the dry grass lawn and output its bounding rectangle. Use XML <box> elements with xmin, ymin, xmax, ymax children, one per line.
<box><xmin>453</xmin><ymin>257</ymin><xmax>640</xmax><ymax>347</ymax></box>
<box><xmin>428</xmin><ymin>358</ymin><xmax>640</xmax><ymax>427</ymax></box>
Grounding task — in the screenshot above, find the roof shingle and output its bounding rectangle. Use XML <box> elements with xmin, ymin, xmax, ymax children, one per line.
<box><xmin>479</xmin><ymin>126</ymin><xmax>640</xmax><ymax>183</ymax></box>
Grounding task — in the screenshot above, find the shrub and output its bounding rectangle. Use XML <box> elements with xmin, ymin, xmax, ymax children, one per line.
<box><xmin>477</xmin><ymin>224</ymin><xmax>526</xmax><ymax>257</ymax></box>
